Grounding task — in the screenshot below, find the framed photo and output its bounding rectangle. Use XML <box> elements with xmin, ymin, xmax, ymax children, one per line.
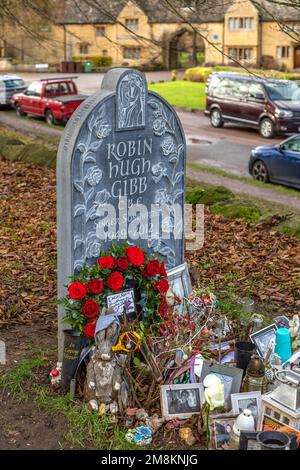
<box><xmin>167</xmin><ymin>263</ymin><xmax>192</xmax><ymax>314</ymax></box>
<box><xmin>200</xmin><ymin>362</ymin><xmax>243</xmax><ymax>407</ymax></box>
<box><xmin>106</xmin><ymin>289</ymin><xmax>136</xmax><ymax>317</ymax></box>
<box><xmin>209</xmin><ymin>412</ymin><xmax>238</xmax><ymax>450</ymax></box>
<box><xmin>239</xmin><ymin>431</ymin><xmax>260</xmax><ymax>450</ymax></box>
<box><xmin>160</xmin><ymin>383</ymin><xmax>204</xmax><ymax>420</ymax></box>
<box><xmin>250</xmin><ymin>324</ymin><xmax>277</xmax><ymax>359</ymax></box>
<box><xmin>260</xmin><ymin>414</ymin><xmax>300</xmax><ymax>450</ymax></box>
<box><xmin>231</xmin><ymin>392</ymin><xmax>262</xmax><ymax>427</ymax></box>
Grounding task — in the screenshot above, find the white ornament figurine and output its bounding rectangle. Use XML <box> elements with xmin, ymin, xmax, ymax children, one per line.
<box><xmin>203</xmin><ymin>374</ymin><xmax>224</xmax><ymax>410</ymax></box>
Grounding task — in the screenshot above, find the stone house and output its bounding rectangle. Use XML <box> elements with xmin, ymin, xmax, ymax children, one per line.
<box><xmin>1</xmin><ymin>0</ymin><xmax>300</xmax><ymax>71</ymax></box>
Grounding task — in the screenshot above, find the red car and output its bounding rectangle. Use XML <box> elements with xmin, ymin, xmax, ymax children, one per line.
<box><xmin>12</xmin><ymin>76</ymin><xmax>87</xmax><ymax>125</ymax></box>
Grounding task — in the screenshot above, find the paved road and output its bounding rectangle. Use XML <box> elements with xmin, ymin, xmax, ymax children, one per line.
<box><xmin>178</xmin><ymin>110</ymin><xmax>282</xmax><ymax>177</ymax></box>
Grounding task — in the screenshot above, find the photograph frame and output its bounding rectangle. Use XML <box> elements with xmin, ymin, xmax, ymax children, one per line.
<box><xmin>209</xmin><ymin>412</ymin><xmax>239</xmax><ymax>450</ymax></box>
<box><xmin>250</xmin><ymin>324</ymin><xmax>277</xmax><ymax>359</ymax></box>
<box><xmin>167</xmin><ymin>263</ymin><xmax>192</xmax><ymax>314</ymax></box>
<box><xmin>231</xmin><ymin>391</ymin><xmax>262</xmax><ymax>425</ymax></box>
<box><xmin>200</xmin><ymin>362</ymin><xmax>243</xmax><ymax>407</ymax></box>
<box><xmin>239</xmin><ymin>431</ymin><xmax>260</xmax><ymax>450</ymax></box>
<box><xmin>160</xmin><ymin>383</ymin><xmax>204</xmax><ymax>420</ymax></box>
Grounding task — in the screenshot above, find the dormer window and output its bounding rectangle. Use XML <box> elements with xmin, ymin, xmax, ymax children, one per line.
<box><xmin>125</xmin><ymin>18</ymin><xmax>139</xmax><ymax>32</ymax></box>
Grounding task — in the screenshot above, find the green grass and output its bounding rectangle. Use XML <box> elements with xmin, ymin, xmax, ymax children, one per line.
<box><xmin>0</xmin><ymin>352</ymin><xmax>141</xmax><ymax>450</ymax></box>
<box><xmin>187</xmin><ymin>162</ymin><xmax>300</xmax><ymax>199</ymax></box>
<box><xmin>149</xmin><ymin>80</ymin><xmax>205</xmax><ymax>110</ymax></box>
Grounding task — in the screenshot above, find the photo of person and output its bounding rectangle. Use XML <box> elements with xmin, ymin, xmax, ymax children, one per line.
<box><xmin>250</xmin><ymin>325</ymin><xmax>277</xmax><ymax>359</ymax></box>
<box><xmin>166</xmin><ymin>388</ymin><xmax>200</xmax><ymax>415</ymax></box>
<box><xmin>212</xmin><ymin>416</ymin><xmax>237</xmax><ymax>450</ymax></box>
<box><xmin>231</xmin><ymin>392</ymin><xmax>261</xmax><ymax>426</ymax></box>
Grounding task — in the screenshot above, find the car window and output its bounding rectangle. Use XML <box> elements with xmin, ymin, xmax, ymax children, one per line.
<box><xmin>265</xmin><ymin>81</ymin><xmax>300</xmax><ymax>101</ymax></box>
<box><xmin>68</xmin><ymin>82</ymin><xmax>75</xmax><ymax>93</ymax></box>
<box><xmin>45</xmin><ymin>83</ymin><xmax>59</xmax><ymax>95</ymax></box>
<box><xmin>214</xmin><ymin>78</ymin><xmax>248</xmax><ymax>98</ymax></box>
<box><xmin>282</xmin><ymin>137</ymin><xmax>300</xmax><ymax>153</ymax></box>
<box><xmin>248</xmin><ymin>83</ymin><xmax>265</xmax><ymax>100</ymax></box>
<box><xmin>4</xmin><ymin>79</ymin><xmax>25</xmax><ymax>88</ymax></box>
<box><xmin>27</xmin><ymin>82</ymin><xmax>42</xmax><ymax>96</ymax></box>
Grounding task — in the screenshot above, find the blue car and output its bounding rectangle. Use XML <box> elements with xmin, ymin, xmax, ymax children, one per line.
<box><xmin>249</xmin><ymin>134</ymin><xmax>300</xmax><ymax>190</ymax></box>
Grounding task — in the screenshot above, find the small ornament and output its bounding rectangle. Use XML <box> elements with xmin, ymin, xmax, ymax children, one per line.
<box><xmin>136</xmin><ymin>408</ymin><xmax>149</xmax><ymax>421</ymax></box>
<box><xmin>203</xmin><ymin>373</ymin><xmax>224</xmax><ymax>410</ymax></box>
<box><xmin>241</xmin><ymin>354</ymin><xmax>268</xmax><ymax>394</ymax></box>
<box><xmin>125</xmin><ymin>426</ymin><xmax>153</xmax><ymax>446</ymax></box>
<box><xmin>49</xmin><ymin>362</ymin><xmax>62</xmax><ymax>389</ymax></box>
<box><xmin>88</xmin><ymin>400</ymin><xmax>99</xmax><ymax>411</ymax></box>
<box><xmin>179</xmin><ymin>427</ymin><xmax>196</xmax><ymax>446</ymax></box>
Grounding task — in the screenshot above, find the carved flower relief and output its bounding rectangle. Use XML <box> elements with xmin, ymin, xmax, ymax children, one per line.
<box><xmin>153</xmin><ymin>117</ymin><xmax>167</xmax><ymax>136</ymax></box>
<box><xmin>155</xmin><ymin>188</ymin><xmax>170</xmax><ymax>205</ymax></box>
<box><xmin>85</xmin><ymin>166</ymin><xmax>103</xmax><ymax>186</ymax></box>
<box><xmin>86</xmin><ymin>237</ymin><xmax>101</xmax><ymax>259</ymax></box>
<box><xmin>151</xmin><ymin>163</ymin><xmax>168</xmax><ymax>183</ymax></box>
<box><xmin>95</xmin><ymin>118</ymin><xmax>112</xmax><ymax>139</ymax></box>
<box><xmin>94</xmin><ymin>189</ymin><xmax>111</xmax><ymax>205</ymax></box>
<box><xmin>161</xmin><ymin>136</ymin><xmax>176</xmax><ymax>156</ymax></box>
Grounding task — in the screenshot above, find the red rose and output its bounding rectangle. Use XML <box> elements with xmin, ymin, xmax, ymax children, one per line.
<box><xmin>144</xmin><ymin>260</ymin><xmax>160</xmax><ymax>277</ymax></box>
<box><xmin>88</xmin><ymin>279</ymin><xmax>104</xmax><ymax>294</ymax></box>
<box><xmin>98</xmin><ymin>256</ymin><xmax>114</xmax><ymax>269</ymax></box>
<box><xmin>160</xmin><ymin>261</ymin><xmax>167</xmax><ymax>278</ymax></box>
<box><xmin>83</xmin><ymin>321</ymin><xmax>96</xmax><ymax>339</ymax></box>
<box><xmin>107</xmin><ymin>272</ymin><xmax>124</xmax><ymax>292</ymax></box>
<box><xmin>154</xmin><ymin>279</ymin><xmax>169</xmax><ymax>294</ymax></box>
<box><xmin>68</xmin><ymin>281</ymin><xmax>87</xmax><ymax>300</ymax></box>
<box><xmin>158</xmin><ymin>299</ymin><xmax>168</xmax><ymax>315</ymax></box>
<box><xmin>115</xmin><ymin>257</ymin><xmax>129</xmax><ymax>271</ymax></box>
<box><xmin>126</xmin><ymin>246</ymin><xmax>145</xmax><ymax>267</ymax></box>
<box><xmin>82</xmin><ymin>299</ymin><xmax>99</xmax><ymax>319</ymax></box>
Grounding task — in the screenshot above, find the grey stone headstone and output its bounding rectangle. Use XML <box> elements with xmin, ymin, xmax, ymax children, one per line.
<box><xmin>57</xmin><ymin>68</ymin><xmax>186</xmax><ymax>358</ymax></box>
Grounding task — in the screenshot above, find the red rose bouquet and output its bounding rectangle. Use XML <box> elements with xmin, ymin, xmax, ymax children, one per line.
<box><xmin>59</xmin><ymin>241</ymin><xmax>173</xmax><ymax>338</ymax></box>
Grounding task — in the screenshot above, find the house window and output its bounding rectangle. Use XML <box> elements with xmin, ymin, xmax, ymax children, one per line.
<box><xmin>95</xmin><ymin>26</ymin><xmax>105</xmax><ymax>37</ymax></box>
<box><xmin>282</xmin><ymin>416</ymin><xmax>290</xmax><ymax>425</ymax></box>
<box><xmin>123</xmin><ymin>47</ymin><xmax>141</xmax><ymax>59</ymax></box>
<box><xmin>229</xmin><ymin>17</ymin><xmax>255</xmax><ymax>30</ymax></box>
<box><xmin>79</xmin><ymin>44</ymin><xmax>89</xmax><ymax>54</ymax></box>
<box><xmin>125</xmin><ymin>18</ymin><xmax>139</xmax><ymax>32</ymax></box>
<box><xmin>102</xmin><ymin>49</ymin><xmax>108</xmax><ymax>56</ymax></box>
<box><xmin>276</xmin><ymin>46</ymin><xmax>291</xmax><ymax>59</ymax></box>
<box><xmin>228</xmin><ymin>47</ymin><xmax>253</xmax><ymax>62</ymax></box>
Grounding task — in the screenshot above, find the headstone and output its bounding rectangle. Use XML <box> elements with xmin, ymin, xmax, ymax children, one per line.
<box><xmin>57</xmin><ymin>68</ymin><xmax>186</xmax><ymax>358</ymax></box>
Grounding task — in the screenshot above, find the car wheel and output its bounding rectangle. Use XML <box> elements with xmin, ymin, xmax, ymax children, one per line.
<box><xmin>210</xmin><ymin>108</ymin><xmax>223</xmax><ymax>128</ymax></box>
<box><xmin>15</xmin><ymin>103</ymin><xmax>26</xmax><ymax>117</ymax></box>
<box><xmin>259</xmin><ymin>118</ymin><xmax>275</xmax><ymax>139</ymax></box>
<box><xmin>252</xmin><ymin>160</ymin><xmax>269</xmax><ymax>183</ymax></box>
<box><xmin>45</xmin><ymin>110</ymin><xmax>56</xmax><ymax>125</ymax></box>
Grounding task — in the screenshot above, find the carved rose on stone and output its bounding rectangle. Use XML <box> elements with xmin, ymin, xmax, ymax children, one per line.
<box><xmin>153</xmin><ymin>117</ymin><xmax>167</xmax><ymax>136</ymax></box>
<box><xmin>94</xmin><ymin>189</ymin><xmax>111</xmax><ymax>205</ymax></box>
<box><xmin>86</xmin><ymin>237</ymin><xmax>101</xmax><ymax>259</ymax></box>
<box><xmin>155</xmin><ymin>188</ymin><xmax>170</xmax><ymax>205</ymax></box>
<box><xmin>151</xmin><ymin>163</ymin><xmax>167</xmax><ymax>184</ymax></box>
<box><xmin>86</xmin><ymin>166</ymin><xmax>102</xmax><ymax>186</ymax></box>
<box><xmin>95</xmin><ymin>119</ymin><xmax>112</xmax><ymax>139</ymax></box>
<box><xmin>161</xmin><ymin>136</ymin><xmax>176</xmax><ymax>156</ymax></box>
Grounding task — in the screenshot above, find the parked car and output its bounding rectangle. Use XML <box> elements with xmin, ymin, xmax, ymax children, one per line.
<box><xmin>249</xmin><ymin>134</ymin><xmax>300</xmax><ymax>189</ymax></box>
<box><xmin>205</xmin><ymin>72</ymin><xmax>300</xmax><ymax>138</ymax></box>
<box><xmin>0</xmin><ymin>75</ymin><xmax>26</xmax><ymax>106</ymax></box>
<box><xmin>12</xmin><ymin>76</ymin><xmax>87</xmax><ymax>125</ymax></box>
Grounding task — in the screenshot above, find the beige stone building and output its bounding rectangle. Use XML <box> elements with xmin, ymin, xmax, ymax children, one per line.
<box><xmin>2</xmin><ymin>0</ymin><xmax>300</xmax><ymax>71</ymax></box>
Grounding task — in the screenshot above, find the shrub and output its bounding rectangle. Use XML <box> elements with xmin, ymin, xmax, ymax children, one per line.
<box><xmin>186</xmin><ymin>186</ymin><xmax>233</xmax><ymax>205</ymax></box>
<box><xmin>184</xmin><ymin>67</ymin><xmax>213</xmax><ymax>82</ymax></box>
<box><xmin>71</xmin><ymin>55</ymin><xmax>112</xmax><ymax>68</ymax></box>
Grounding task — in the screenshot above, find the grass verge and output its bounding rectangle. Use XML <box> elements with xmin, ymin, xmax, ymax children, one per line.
<box><xmin>149</xmin><ymin>80</ymin><xmax>205</xmax><ymax>111</ymax></box>
<box><xmin>186</xmin><ymin>179</ymin><xmax>300</xmax><ymax>238</ymax></box>
<box><xmin>0</xmin><ymin>351</ymin><xmax>140</xmax><ymax>450</ymax></box>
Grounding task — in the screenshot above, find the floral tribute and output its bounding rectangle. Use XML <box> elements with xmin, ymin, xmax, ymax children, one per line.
<box><xmin>59</xmin><ymin>242</ymin><xmax>171</xmax><ymax>339</ymax></box>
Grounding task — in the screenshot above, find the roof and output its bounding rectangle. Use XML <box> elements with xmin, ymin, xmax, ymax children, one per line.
<box><xmin>55</xmin><ymin>0</ymin><xmax>229</xmax><ymax>25</ymax></box>
<box><xmin>55</xmin><ymin>0</ymin><xmax>300</xmax><ymax>25</ymax></box>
